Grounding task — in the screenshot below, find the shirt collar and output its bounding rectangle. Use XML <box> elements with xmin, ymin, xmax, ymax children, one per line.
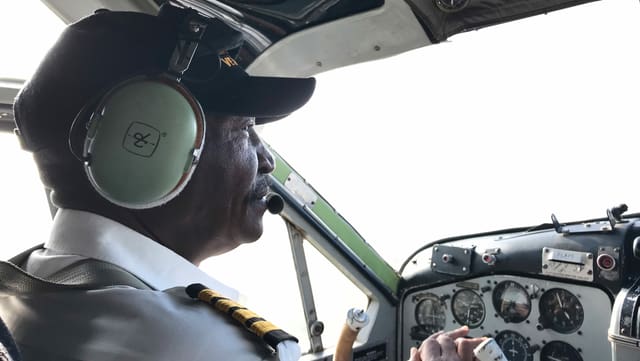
<box><xmin>45</xmin><ymin>209</ymin><xmax>239</xmax><ymax>299</ymax></box>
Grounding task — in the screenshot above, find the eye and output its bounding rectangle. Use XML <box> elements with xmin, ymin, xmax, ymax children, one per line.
<box><xmin>241</xmin><ymin>118</ymin><xmax>256</xmax><ymax>132</ymax></box>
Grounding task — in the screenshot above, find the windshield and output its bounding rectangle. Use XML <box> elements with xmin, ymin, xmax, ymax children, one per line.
<box><xmin>262</xmin><ymin>0</ymin><xmax>640</xmax><ymax>270</ymax></box>
<box><xmin>0</xmin><ymin>1</ymin><xmax>64</xmax><ymax>80</ymax></box>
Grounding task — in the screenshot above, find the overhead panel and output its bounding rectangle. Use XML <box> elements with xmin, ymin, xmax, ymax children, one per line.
<box><xmin>204</xmin><ymin>0</ymin><xmax>384</xmax><ymax>42</ymax></box>
<box><xmin>405</xmin><ymin>0</ymin><xmax>600</xmax><ymax>42</ymax></box>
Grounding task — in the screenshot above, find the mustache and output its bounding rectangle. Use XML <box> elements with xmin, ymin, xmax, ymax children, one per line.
<box><xmin>253</xmin><ymin>177</ymin><xmax>271</xmax><ymax>198</ymax></box>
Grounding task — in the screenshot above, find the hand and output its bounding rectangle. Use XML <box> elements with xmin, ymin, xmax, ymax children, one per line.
<box><xmin>408</xmin><ymin>326</ymin><xmax>486</xmax><ymax>361</ymax></box>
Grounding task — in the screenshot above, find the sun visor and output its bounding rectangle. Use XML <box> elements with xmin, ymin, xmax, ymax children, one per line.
<box><xmin>406</xmin><ymin>0</ymin><xmax>599</xmax><ymax>42</ymax></box>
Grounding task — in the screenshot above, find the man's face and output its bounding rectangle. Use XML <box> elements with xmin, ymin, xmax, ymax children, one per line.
<box><xmin>142</xmin><ymin>113</ymin><xmax>275</xmax><ymax>262</ymax></box>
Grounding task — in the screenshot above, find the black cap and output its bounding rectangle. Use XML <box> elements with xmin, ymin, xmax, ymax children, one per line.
<box><xmin>14</xmin><ymin>4</ymin><xmax>315</xmax><ymax>152</ymax></box>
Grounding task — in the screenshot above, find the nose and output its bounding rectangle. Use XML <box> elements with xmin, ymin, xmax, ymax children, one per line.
<box><xmin>257</xmin><ymin>140</ymin><xmax>275</xmax><ymax>174</ymax></box>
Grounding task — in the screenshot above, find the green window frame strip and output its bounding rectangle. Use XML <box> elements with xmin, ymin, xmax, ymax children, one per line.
<box><xmin>269</xmin><ymin>146</ymin><xmax>400</xmax><ymax>293</ymax></box>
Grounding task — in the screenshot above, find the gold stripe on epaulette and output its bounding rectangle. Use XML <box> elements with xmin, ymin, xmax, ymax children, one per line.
<box><xmin>216</xmin><ymin>298</ymin><xmax>240</xmax><ymax>313</ymax></box>
<box><xmin>199</xmin><ymin>289</ymin><xmax>224</xmax><ymax>303</ymax></box>
<box><xmin>249</xmin><ymin>320</ymin><xmax>279</xmax><ymax>337</ymax></box>
<box><xmin>232</xmin><ymin>308</ymin><xmax>260</xmax><ymax>323</ymax></box>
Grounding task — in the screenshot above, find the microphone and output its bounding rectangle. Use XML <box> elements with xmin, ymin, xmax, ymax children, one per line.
<box><xmin>266</xmin><ymin>193</ymin><xmax>284</xmax><ymax>214</ymax></box>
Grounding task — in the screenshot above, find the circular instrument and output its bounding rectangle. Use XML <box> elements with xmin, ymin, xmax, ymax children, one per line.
<box><xmin>415</xmin><ymin>293</ymin><xmax>446</xmax><ymax>334</ymax></box>
<box><xmin>492</xmin><ymin>281</ymin><xmax>531</xmax><ymax>323</ymax></box>
<box><xmin>540</xmin><ymin>341</ymin><xmax>583</xmax><ymax>361</ymax></box>
<box><xmin>495</xmin><ymin>330</ymin><xmax>533</xmax><ymax>361</ymax></box>
<box><xmin>539</xmin><ymin>288</ymin><xmax>584</xmax><ymax>333</ymax></box>
<box><xmin>452</xmin><ymin>289</ymin><xmax>485</xmax><ymax>328</ymax></box>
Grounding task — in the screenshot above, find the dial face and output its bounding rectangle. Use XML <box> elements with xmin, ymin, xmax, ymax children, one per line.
<box><xmin>451</xmin><ymin>289</ymin><xmax>485</xmax><ymax>328</ymax></box>
<box><xmin>540</xmin><ymin>341</ymin><xmax>583</xmax><ymax>361</ymax></box>
<box><xmin>415</xmin><ymin>293</ymin><xmax>446</xmax><ymax>334</ymax></box>
<box><xmin>539</xmin><ymin>288</ymin><xmax>584</xmax><ymax>333</ymax></box>
<box><xmin>492</xmin><ymin>281</ymin><xmax>531</xmax><ymax>323</ymax></box>
<box><xmin>495</xmin><ymin>330</ymin><xmax>533</xmax><ymax>361</ymax></box>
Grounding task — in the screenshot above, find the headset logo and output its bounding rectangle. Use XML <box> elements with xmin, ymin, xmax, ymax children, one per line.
<box><xmin>122</xmin><ymin>122</ymin><xmax>161</xmax><ymax>157</ymax></box>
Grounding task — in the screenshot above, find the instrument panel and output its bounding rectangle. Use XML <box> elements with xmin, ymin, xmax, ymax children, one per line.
<box><xmin>401</xmin><ymin>275</ymin><xmax>611</xmax><ymax>361</ymax></box>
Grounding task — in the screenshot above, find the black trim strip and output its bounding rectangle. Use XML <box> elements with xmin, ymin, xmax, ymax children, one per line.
<box><xmin>271</xmin><ymin>180</ymin><xmax>398</xmax><ymax>304</ymax></box>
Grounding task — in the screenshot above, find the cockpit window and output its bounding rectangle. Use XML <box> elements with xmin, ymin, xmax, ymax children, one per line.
<box><xmin>0</xmin><ymin>133</ymin><xmax>52</xmax><ymax>256</ymax></box>
<box><xmin>0</xmin><ymin>1</ymin><xmax>65</xmax><ymax>80</ymax></box>
<box><xmin>262</xmin><ymin>0</ymin><xmax>640</xmax><ymax>270</ymax></box>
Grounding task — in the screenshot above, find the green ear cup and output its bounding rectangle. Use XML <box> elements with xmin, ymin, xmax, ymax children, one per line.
<box><xmin>83</xmin><ymin>77</ymin><xmax>205</xmax><ymax>209</ymax></box>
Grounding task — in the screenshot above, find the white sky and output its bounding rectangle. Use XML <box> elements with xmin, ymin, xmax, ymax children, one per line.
<box><xmin>0</xmin><ymin>1</ymin><xmax>65</xmax><ymax>80</ymax></box>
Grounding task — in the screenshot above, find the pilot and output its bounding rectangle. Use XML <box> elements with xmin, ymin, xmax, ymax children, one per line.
<box><xmin>0</xmin><ymin>3</ymin><xmax>315</xmax><ymax>361</ymax></box>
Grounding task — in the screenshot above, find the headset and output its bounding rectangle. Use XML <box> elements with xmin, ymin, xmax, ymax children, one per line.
<box><xmin>70</xmin><ymin>11</ymin><xmax>209</xmax><ymax>210</ymax></box>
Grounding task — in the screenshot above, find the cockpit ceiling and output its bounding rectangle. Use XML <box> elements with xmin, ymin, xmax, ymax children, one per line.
<box><xmin>197</xmin><ymin>0</ymin><xmax>384</xmax><ymax>42</ymax></box>
<box><xmin>402</xmin><ymin>0</ymin><xmax>600</xmax><ymax>42</ymax></box>
<box><xmin>173</xmin><ymin>0</ymin><xmax>606</xmax><ymax>73</ymax></box>
<box><xmin>191</xmin><ymin>0</ymin><xmax>601</xmax><ymax>45</ymax></box>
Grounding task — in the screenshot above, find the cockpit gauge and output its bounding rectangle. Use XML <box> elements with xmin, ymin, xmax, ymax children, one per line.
<box><xmin>414</xmin><ymin>293</ymin><xmax>446</xmax><ymax>334</ymax></box>
<box><xmin>451</xmin><ymin>289</ymin><xmax>485</xmax><ymax>328</ymax></box>
<box><xmin>495</xmin><ymin>330</ymin><xmax>534</xmax><ymax>361</ymax></box>
<box><xmin>492</xmin><ymin>281</ymin><xmax>531</xmax><ymax>323</ymax></box>
<box><xmin>539</xmin><ymin>288</ymin><xmax>584</xmax><ymax>333</ymax></box>
<box><xmin>540</xmin><ymin>341</ymin><xmax>583</xmax><ymax>361</ymax></box>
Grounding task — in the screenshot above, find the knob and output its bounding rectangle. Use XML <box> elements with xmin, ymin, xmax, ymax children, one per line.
<box><xmin>597</xmin><ymin>254</ymin><xmax>616</xmax><ymax>271</ymax></box>
<box><xmin>633</xmin><ymin>237</ymin><xmax>640</xmax><ymax>259</ymax></box>
<box><xmin>482</xmin><ymin>254</ymin><xmax>497</xmax><ymax>265</ymax></box>
<box><xmin>528</xmin><ymin>344</ymin><xmax>541</xmax><ymax>354</ymax></box>
<box><xmin>310</xmin><ymin>321</ymin><xmax>324</xmax><ymax>336</ymax></box>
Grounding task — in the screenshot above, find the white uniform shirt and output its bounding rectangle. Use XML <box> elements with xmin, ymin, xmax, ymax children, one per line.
<box><xmin>0</xmin><ymin>209</ymin><xmax>279</xmax><ymax>361</ymax></box>
<box><xmin>25</xmin><ymin>209</ymin><xmax>238</xmax><ymax>299</ymax></box>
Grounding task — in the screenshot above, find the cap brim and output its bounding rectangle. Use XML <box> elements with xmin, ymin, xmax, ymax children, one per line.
<box><xmin>193</xmin><ymin>75</ymin><xmax>316</xmax><ymax>121</ymax></box>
